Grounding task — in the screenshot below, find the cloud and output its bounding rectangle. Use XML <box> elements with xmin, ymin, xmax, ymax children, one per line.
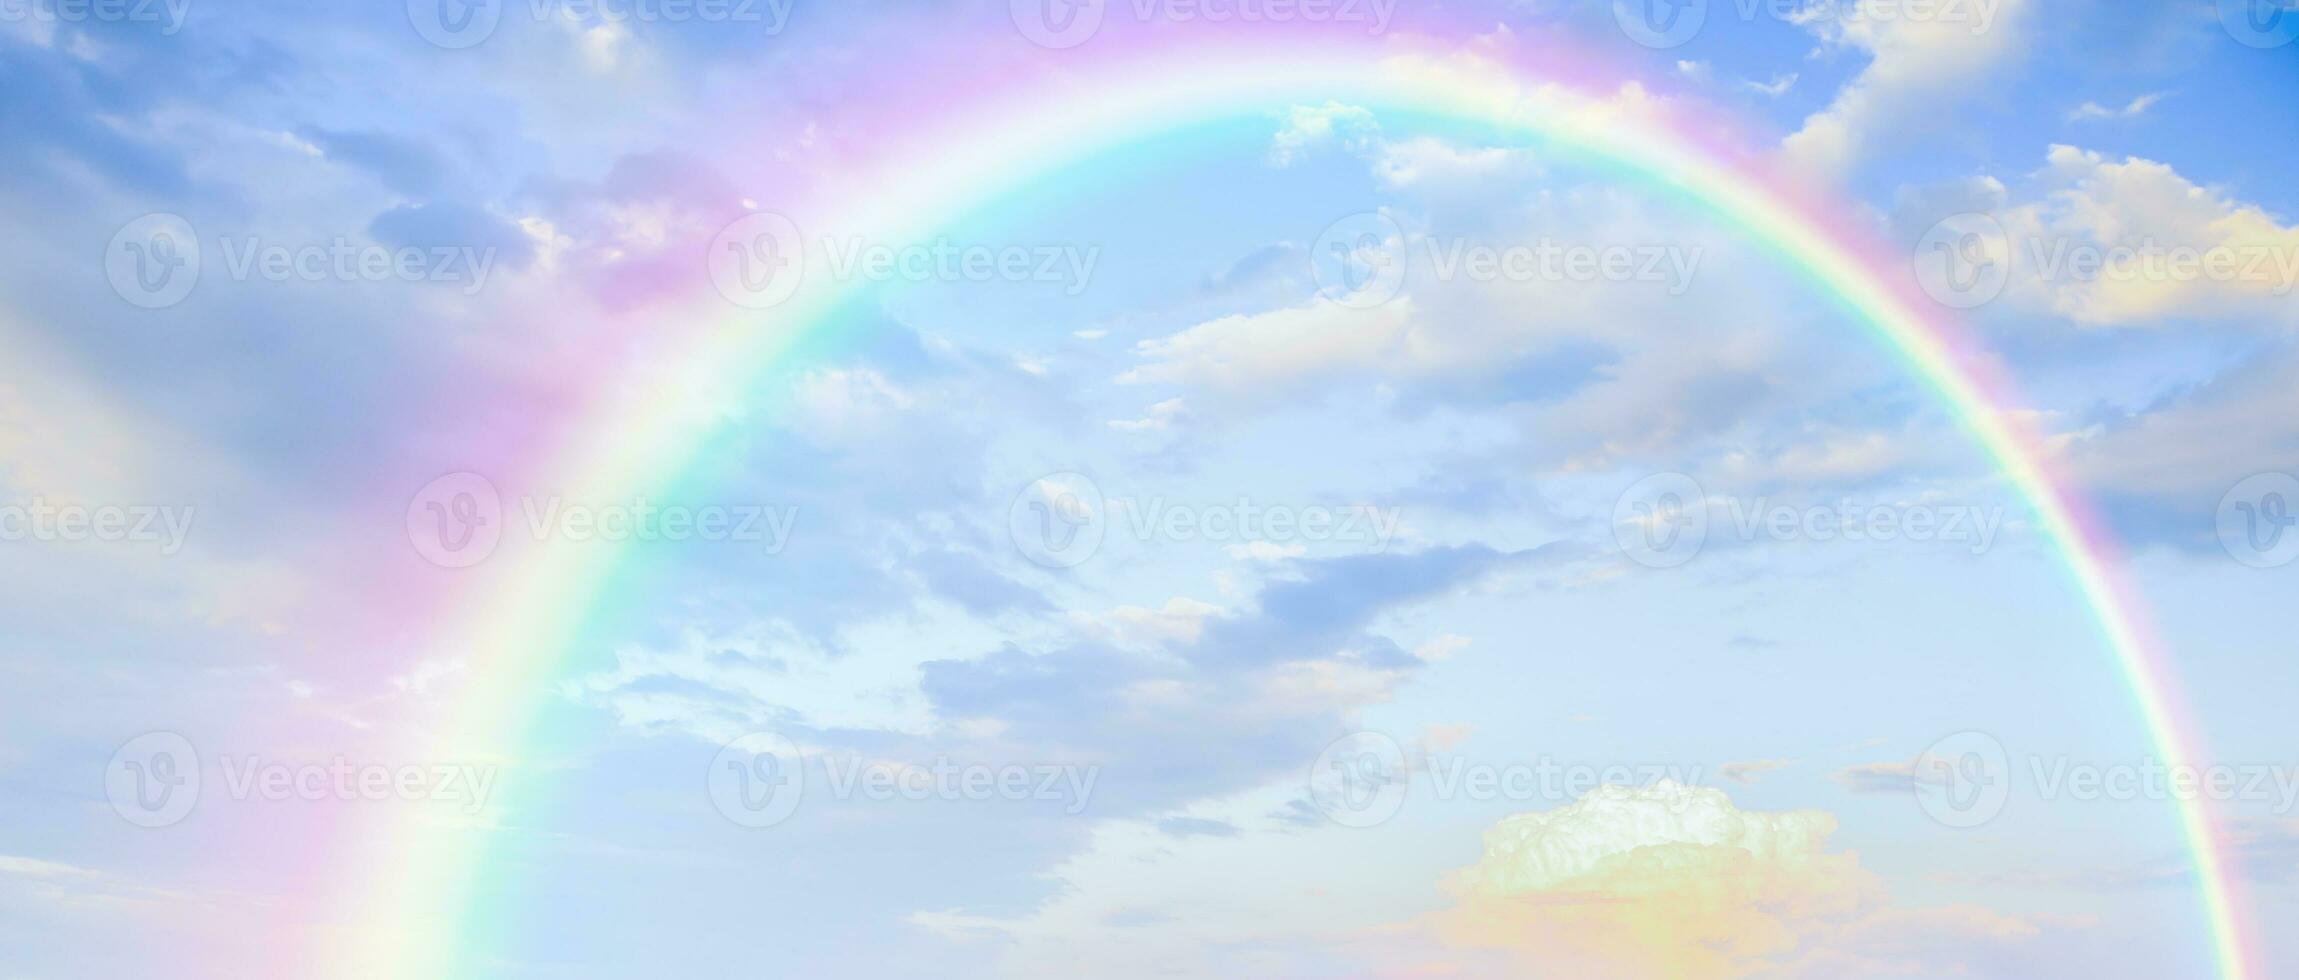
<box><xmin>368</xmin><ymin>202</ymin><xmax>537</xmax><ymax>271</ymax></box>
<box><xmin>1745</xmin><ymin>73</ymin><xmax>1800</xmax><ymax>98</ymax></box>
<box><xmin>1269</xmin><ymin>101</ymin><xmax>1379</xmax><ymax>166</ymax></box>
<box><xmin>1156</xmin><ymin>816</ymin><xmax>1241</xmax><ymax>839</ymax></box>
<box><xmin>1120</xmin><ymin>294</ymin><xmax>1426</xmax><ymax>391</ymax></box>
<box><xmin>1783</xmin><ymin>0</ymin><xmax>2034</xmax><ymax>176</ymax></box>
<box><xmin>1722</xmin><ymin>758</ymin><xmax>1798</xmax><ymax>784</ymax></box>
<box><xmin>1268</xmin><ymin>101</ymin><xmax>1529</xmax><ymax>188</ymax></box>
<box><xmin>2060</xmin><ymin>344</ymin><xmax>2299</xmax><ymax>510</ymax></box>
<box><xmin>1832</xmin><ymin>760</ymin><xmax>1922</xmax><ymax>794</ymax></box>
<box><xmin>1994</xmin><ymin>146</ymin><xmax>2299</xmax><ymax>326</ymax></box>
<box><xmin>2067</xmin><ymin>93</ymin><xmax>2165</xmax><ymax>123</ymax></box>
<box><xmin>1420</xmin><ymin>781</ymin><xmax>2044</xmax><ymax>978</ymax></box>
<box><xmin>294</xmin><ymin>126</ymin><xmax>450</xmax><ymax>197</ymax></box>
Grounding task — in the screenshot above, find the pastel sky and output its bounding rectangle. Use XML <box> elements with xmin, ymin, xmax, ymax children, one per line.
<box><xmin>3</xmin><ymin>1</ymin><xmax>2297</xmax><ymax>978</ymax></box>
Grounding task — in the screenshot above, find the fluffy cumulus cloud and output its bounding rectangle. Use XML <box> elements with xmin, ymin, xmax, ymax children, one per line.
<box><xmin>1784</xmin><ymin>0</ymin><xmax>2035</xmax><ymax>176</ymax></box>
<box><xmin>1419</xmin><ymin>781</ymin><xmax>2043</xmax><ymax>979</ymax></box>
<box><xmin>1995</xmin><ymin>146</ymin><xmax>2299</xmax><ymax>326</ymax></box>
<box><xmin>916</xmin><ymin>781</ymin><xmax>2049</xmax><ymax>979</ymax></box>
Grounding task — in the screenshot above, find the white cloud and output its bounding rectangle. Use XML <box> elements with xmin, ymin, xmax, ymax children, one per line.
<box><xmin>1721</xmin><ymin>758</ymin><xmax>1798</xmax><ymax>784</ymax></box>
<box><xmin>1423</xmin><ymin>781</ymin><xmax>2045</xmax><ymax>978</ymax></box>
<box><xmin>1107</xmin><ymin>397</ymin><xmax>1186</xmax><ymax>433</ymax></box>
<box><xmin>1745</xmin><ymin>72</ymin><xmax>1801</xmax><ymax>98</ymax></box>
<box><xmin>1783</xmin><ymin>0</ymin><xmax>2034</xmax><ymax>175</ymax></box>
<box><xmin>2068</xmin><ymin>92</ymin><xmax>2165</xmax><ymax>122</ymax></box>
<box><xmin>570</xmin><ymin>620</ymin><xmax>939</xmax><ymax>742</ymax></box>
<box><xmin>914</xmin><ymin>780</ymin><xmax>2047</xmax><ymax>978</ymax></box>
<box><xmin>1120</xmin><ymin>295</ymin><xmax>1426</xmax><ymax>391</ymax></box>
<box><xmin>1994</xmin><ymin>146</ymin><xmax>2299</xmax><ymax>326</ymax></box>
<box><xmin>787</xmin><ymin>367</ymin><xmax>918</xmax><ymax>442</ymax></box>
<box><xmin>1269</xmin><ymin>101</ymin><xmax>1379</xmax><ymax>166</ymax></box>
<box><xmin>2057</xmin><ymin>348</ymin><xmax>2299</xmax><ymax>502</ymax></box>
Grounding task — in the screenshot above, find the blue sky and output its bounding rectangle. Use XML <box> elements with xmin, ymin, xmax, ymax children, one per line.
<box><xmin>2</xmin><ymin>1</ymin><xmax>2297</xmax><ymax>977</ymax></box>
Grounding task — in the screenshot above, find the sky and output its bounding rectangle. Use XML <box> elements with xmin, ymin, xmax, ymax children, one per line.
<box><xmin>2</xmin><ymin>0</ymin><xmax>2297</xmax><ymax>977</ymax></box>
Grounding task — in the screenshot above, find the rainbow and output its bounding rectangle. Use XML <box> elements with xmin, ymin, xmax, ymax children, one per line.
<box><xmin>330</xmin><ymin>21</ymin><xmax>2255</xmax><ymax>980</ymax></box>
